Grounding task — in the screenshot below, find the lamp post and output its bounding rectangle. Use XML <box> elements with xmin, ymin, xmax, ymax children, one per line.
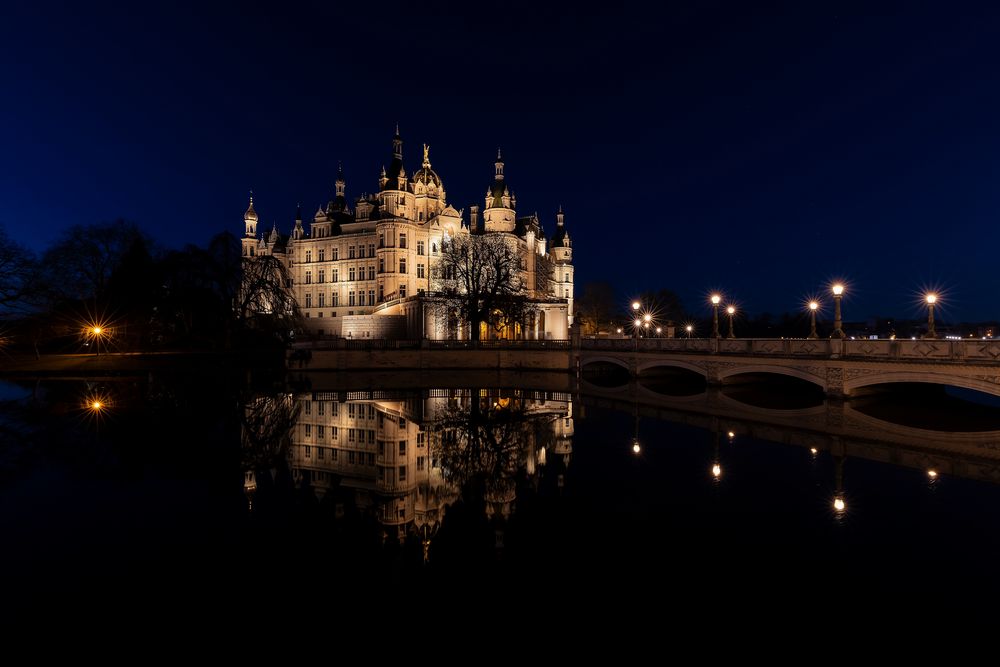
<box><xmin>685</xmin><ymin>324</ymin><xmax>693</xmax><ymax>338</ymax></box>
<box><xmin>726</xmin><ymin>306</ymin><xmax>736</xmax><ymax>339</ymax></box>
<box><xmin>831</xmin><ymin>284</ymin><xmax>845</xmax><ymax>339</ymax></box>
<box><xmin>91</xmin><ymin>326</ymin><xmax>103</xmax><ymax>357</ymax></box>
<box><xmin>808</xmin><ymin>301</ymin><xmax>819</xmax><ymax>339</ymax></box>
<box><xmin>924</xmin><ymin>293</ymin><xmax>938</xmax><ymax>339</ymax></box>
<box><xmin>710</xmin><ymin>294</ymin><xmax>721</xmax><ymax>339</ymax></box>
<box><xmin>633</xmin><ymin>317</ymin><xmax>641</xmax><ymax>349</ymax></box>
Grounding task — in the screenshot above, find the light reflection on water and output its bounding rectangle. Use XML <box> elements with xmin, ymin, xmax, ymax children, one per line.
<box><xmin>5</xmin><ymin>373</ymin><xmax>1000</xmax><ymax>601</ymax></box>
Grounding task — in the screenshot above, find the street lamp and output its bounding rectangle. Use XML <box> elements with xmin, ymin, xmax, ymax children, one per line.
<box><xmin>685</xmin><ymin>324</ymin><xmax>693</xmax><ymax>338</ymax></box>
<box><xmin>91</xmin><ymin>326</ymin><xmax>103</xmax><ymax>357</ymax></box>
<box><xmin>726</xmin><ymin>305</ymin><xmax>736</xmax><ymax>339</ymax></box>
<box><xmin>924</xmin><ymin>293</ymin><xmax>938</xmax><ymax>339</ymax></box>
<box><xmin>808</xmin><ymin>301</ymin><xmax>819</xmax><ymax>339</ymax></box>
<box><xmin>710</xmin><ymin>294</ymin><xmax>721</xmax><ymax>339</ymax></box>
<box><xmin>632</xmin><ymin>301</ymin><xmax>641</xmax><ymax>312</ymax></box>
<box><xmin>656</xmin><ymin>326</ymin><xmax>662</xmax><ymax>337</ymax></box>
<box><xmin>831</xmin><ymin>284</ymin><xmax>845</xmax><ymax>339</ymax></box>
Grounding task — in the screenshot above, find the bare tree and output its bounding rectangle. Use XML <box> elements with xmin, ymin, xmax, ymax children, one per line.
<box><xmin>0</xmin><ymin>226</ymin><xmax>38</xmax><ymax>316</ymax></box>
<box><xmin>237</xmin><ymin>254</ymin><xmax>302</xmax><ymax>340</ymax></box>
<box><xmin>431</xmin><ymin>233</ymin><xmax>531</xmax><ymax>341</ymax></box>
<box><xmin>40</xmin><ymin>219</ymin><xmax>149</xmax><ymax>303</ymax></box>
<box><xmin>577</xmin><ymin>281</ymin><xmax>617</xmax><ymax>335</ymax></box>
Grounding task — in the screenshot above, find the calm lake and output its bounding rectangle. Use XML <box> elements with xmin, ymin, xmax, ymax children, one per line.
<box><xmin>4</xmin><ymin>370</ymin><xmax>1000</xmax><ymax>608</ymax></box>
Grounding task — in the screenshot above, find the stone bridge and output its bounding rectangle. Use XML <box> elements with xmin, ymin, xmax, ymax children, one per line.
<box><xmin>577</xmin><ymin>337</ymin><xmax>1000</xmax><ymax>398</ymax></box>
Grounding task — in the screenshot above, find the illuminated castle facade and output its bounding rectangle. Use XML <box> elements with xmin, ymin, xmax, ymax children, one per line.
<box><xmin>241</xmin><ymin>129</ymin><xmax>574</xmax><ymax>340</ymax></box>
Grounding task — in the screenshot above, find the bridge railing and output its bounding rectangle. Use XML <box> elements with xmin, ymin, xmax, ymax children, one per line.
<box><xmin>579</xmin><ymin>336</ymin><xmax>1000</xmax><ymax>363</ymax></box>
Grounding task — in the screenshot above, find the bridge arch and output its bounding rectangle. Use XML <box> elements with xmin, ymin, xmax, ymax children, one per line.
<box><xmin>845</xmin><ymin>372</ymin><xmax>1000</xmax><ymax>398</ymax></box>
<box><xmin>636</xmin><ymin>359</ymin><xmax>709</xmax><ymax>378</ymax></box>
<box><xmin>579</xmin><ymin>355</ymin><xmax>631</xmax><ymax>372</ymax></box>
<box><xmin>717</xmin><ymin>365</ymin><xmax>827</xmax><ymax>391</ymax></box>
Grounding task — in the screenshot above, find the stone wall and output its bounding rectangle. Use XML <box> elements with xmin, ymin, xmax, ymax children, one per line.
<box><xmin>341</xmin><ymin>314</ymin><xmax>406</xmax><ymax>340</ymax></box>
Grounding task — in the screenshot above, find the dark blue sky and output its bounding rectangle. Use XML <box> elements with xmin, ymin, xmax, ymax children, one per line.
<box><xmin>3</xmin><ymin>1</ymin><xmax>1000</xmax><ymax>321</ymax></box>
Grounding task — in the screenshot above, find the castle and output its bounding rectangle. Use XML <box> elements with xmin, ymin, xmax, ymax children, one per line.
<box><xmin>241</xmin><ymin>128</ymin><xmax>573</xmax><ymax>340</ymax></box>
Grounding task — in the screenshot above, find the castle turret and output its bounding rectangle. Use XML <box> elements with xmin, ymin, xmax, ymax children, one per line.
<box><xmin>550</xmin><ymin>206</ymin><xmax>574</xmax><ymax>325</ymax></box>
<box><xmin>242</xmin><ymin>193</ymin><xmax>258</xmax><ymax>256</ymax></box>
<box><xmin>483</xmin><ymin>149</ymin><xmax>515</xmax><ymax>233</ymax></box>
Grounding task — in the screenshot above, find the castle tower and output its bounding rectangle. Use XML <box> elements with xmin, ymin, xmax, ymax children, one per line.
<box><xmin>550</xmin><ymin>206</ymin><xmax>574</xmax><ymax>325</ymax></box>
<box><xmin>242</xmin><ymin>193</ymin><xmax>258</xmax><ymax>256</ymax></box>
<box><xmin>482</xmin><ymin>149</ymin><xmax>516</xmax><ymax>233</ymax></box>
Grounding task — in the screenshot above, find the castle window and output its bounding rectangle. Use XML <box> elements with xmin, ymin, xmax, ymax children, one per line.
<box><xmin>419</xmin><ymin>212</ymin><xmax>424</xmax><ymax>221</ymax></box>
<box><xmin>349</xmin><ymin>267</ymin><xmax>355</xmax><ymax>281</ymax></box>
<box><xmin>317</xmin><ymin>425</ymin><xmax>325</xmax><ymax>439</ymax></box>
<box><xmin>305</xmin><ymin>251</ymin><xmax>311</xmax><ymax>262</ymax></box>
<box><xmin>378</xmin><ymin>285</ymin><xmax>384</xmax><ymax>302</ymax></box>
<box><xmin>332</xmin><ymin>293</ymin><xmax>339</xmax><ymax>306</ymax></box>
<box><xmin>349</xmin><ymin>291</ymin><xmax>355</xmax><ymax>306</ymax></box>
<box><xmin>333</xmin><ymin>268</ymin><xmax>338</xmax><ymax>282</ymax></box>
<box><xmin>399</xmin><ymin>440</ymin><xmax>406</xmax><ymax>456</ymax></box>
<box><xmin>399</xmin><ymin>258</ymin><xmax>406</xmax><ymax>274</ymax></box>
<box><xmin>378</xmin><ymin>233</ymin><xmax>385</xmax><ymax>248</ymax></box>
<box><xmin>305</xmin><ymin>425</ymin><xmax>312</xmax><ymax>438</ymax></box>
<box><xmin>417</xmin><ymin>456</ymin><xmax>425</xmax><ymax>472</ymax></box>
<box><xmin>378</xmin><ymin>258</ymin><xmax>385</xmax><ymax>273</ymax></box>
<box><xmin>317</xmin><ymin>447</ymin><xmax>324</xmax><ymax>460</ymax></box>
<box><xmin>331</xmin><ymin>449</ymin><xmax>338</xmax><ymax>461</ymax></box>
<box><xmin>399</xmin><ymin>233</ymin><xmax>407</xmax><ymax>249</ymax></box>
<box><xmin>565</xmin><ymin>273</ymin><xmax>569</xmax><ymax>282</ymax></box>
<box><xmin>318</xmin><ymin>402</ymin><xmax>324</xmax><ymax>416</ymax></box>
<box><xmin>304</xmin><ymin>400</ymin><xmax>311</xmax><ymax>415</ymax></box>
<box><xmin>368</xmin><ymin>289</ymin><xmax>374</xmax><ymax>305</ymax></box>
<box><xmin>368</xmin><ymin>266</ymin><xmax>375</xmax><ymax>280</ymax></box>
<box><xmin>431</xmin><ymin>243</ymin><xmax>437</xmax><ymax>254</ymax></box>
<box><xmin>304</xmin><ymin>444</ymin><xmax>311</xmax><ymax>456</ymax></box>
<box><xmin>349</xmin><ymin>246</ymin><xmax>355</xmax><ymax>259</ymax></box>
<box><xmin>368</xmin><ymin>244</ymin><xmax>375</xmax><ymax>257</ymax></box>
<box><xmin>318</xmin><ymin>293</ymin><xmax>325</xmax><ymax>308</ymax></box>
<box><xmin>398</xmin><ymin>466</ymin><xmax>406</xmax><ymax>482</ymax></box>
<box><xmin>305</xmin><ymin>271</ymin><xmax>311</xmax><ymax>284</ymax></box>
<box><xmin>249</xmin><ymin>247</ymin><xmax>254</xmax><ymax>256</ymax></box>
<box><xmin>417</xmin><ymin>241</ymin><xmax>425</xmax><ymax>256</ymax></box>
<box><xmin>305</xmin><ymin>294</ymin><xmax>312</xmax><ymax>308</ymax></box>
<box><xmin>318</xmin><ymin>269</ymin><xmax>325</xmax><ymax>283</ymax></box>
<box><xmin>417</xmin><ymin>263</ymin><xmax>425</xmax><ymax>279</ymax></box>
<box><xmin>333</xmin><ymin>248</ymin><xmax>339</xmax><ymax>261</ymax></box>
<box><xmin>399</xmin><ymin>284</ymin><xmax>407</xmax><ymax>298</ymax></box>
<box><xmin>318</xmin><ymin>249</ymin><xmax>325</xmax><ymax>262</ymax></box>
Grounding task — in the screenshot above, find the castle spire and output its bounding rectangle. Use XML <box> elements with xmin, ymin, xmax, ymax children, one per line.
<box><xmin>495</xmin><ymin>148</ymin><xmax>504</xmax><ymax>180</ymax></box>
<box><xmin>392</xmin><ymin>124</ymin><xmax>402</xmax><ymax>159</ymax></box>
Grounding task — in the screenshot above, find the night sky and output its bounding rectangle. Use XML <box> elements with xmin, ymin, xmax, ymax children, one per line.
<box><xmin>4</xmin><ymin>1</ymin><xmax>1000</xmax><ymax>322</ymax></box>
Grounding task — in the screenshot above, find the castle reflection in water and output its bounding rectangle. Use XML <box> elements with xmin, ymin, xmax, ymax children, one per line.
<box><xmin>242</xmin><ymin>388</ymin><xmax>573</xmax><ymax>546</ymax></box>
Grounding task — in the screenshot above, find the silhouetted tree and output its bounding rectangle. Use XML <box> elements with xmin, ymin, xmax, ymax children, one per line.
<box><xmin>41</xmin><ymin>219</ymin><xmax>150</xmax><ymax>304</ymax></box>
<box><xmin>431</xmin><ymin>234</ymin><xmax>530</xmax><ymax>341</ymax></box>
<box><xmin>0</xmin><ymin>226</ymin><xmax>39</xmax><ymax>316</ymax></box>
<box><xmin>576</xmin><ymin>281</ymin><xmax>616</xmax><ymax>334</ymax></box>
